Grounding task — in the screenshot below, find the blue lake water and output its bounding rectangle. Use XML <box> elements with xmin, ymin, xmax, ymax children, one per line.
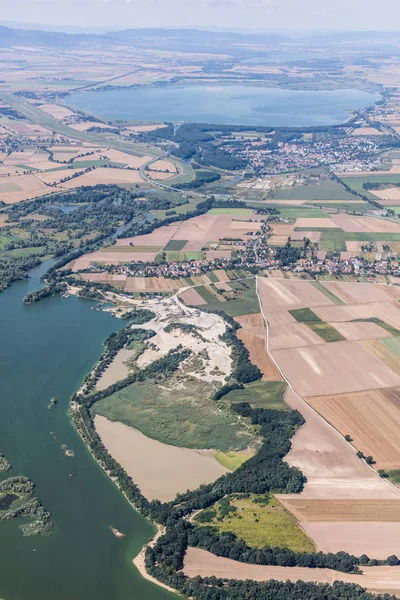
<box><xmin>69</xmin><ymin>84</ymin><xmax>379</xmax><ymax>127</ymax></box>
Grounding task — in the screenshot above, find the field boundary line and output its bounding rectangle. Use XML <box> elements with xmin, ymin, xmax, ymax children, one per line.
<box><xmin>255</xmin><ymin>274</ymin><xmax>400</xmax><ymax>497</ymax></box>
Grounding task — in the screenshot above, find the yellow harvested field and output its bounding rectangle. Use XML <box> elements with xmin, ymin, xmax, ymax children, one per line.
<box><xmin>272</xmin><ymin>341</ymin><xmax>400</xmax><ymax>397</ymax></box>
<box><xmin>61</xmin><ymin>167</ymin><xmax>143</xmax><ymax>189</ymax></box>
<box><xmin>268</xmin><ymin>235</ymin><xmax>290</xmax><ymax>246</ymax></box>
<box><xmin>81</xmin><ymin>273</ymin><xmax>127</xmax><ymax>285</ymax></box>
<box><xmin>35</xmin><ymin>167</ymin><xmax>86</xmax><ymax>185</ymax></box>
<box><xmin>69</xmin><ymin>121</ymin><xmax>117</xmax><ymax>132</ymax></box>
<box><xmin>0</xmin><ymin>174</ymin><xmax>49</xmax><ymax>204</ymax></box>
<box><xmin>270</xmin><ymin>223</ymin><xmax>294</xmax><ymax>236</ymax></box>
<box><xmin>290</xmin><ymin>231</ymin><xmax>321</xmax><ymax>242</ymax></box>
<box><xmin>308</xmin><ymin>388</ymin><xmax>400</xmax><ymax>470</ymax></box>
<box><xmin>213</xmin><ymin>270</ymin><xmax>229</xmax><ymax>282</ymax></box>
<box><xmin>38</xmin><ymin>103</ymin><xmax>75</xmax><ymax>119</ymax></box>
<box><xmin>234</xmin><ymin>313</ymin><xmax>283</xmax><ymax>381</ymax></box>
<box><xmin>257</xmin><ymin>278</ymin><xmax>334</xmax><ymax>311</ymax></box>
<box><xmin>0</xmin><ymin>214</ymin><xmax>8</xmax><ymax>227</ymax></box>
<box><xmin>183</xmin><ymin>547</ymin><xmax>400</xmax><ymax>591</ymax></box>
<box><xmin>125</xmin><ymin>277</ymin><xmax>187</xmax><ymax>292</ymax></box>
<box><xmin>119</xmin><ymin>214</ymin><xmax>262</xmax><ymax>253</ymax></box>
<box><xmin>147</xmin><ymin>171</ymin><xmax>175</xmax><ymax>180</ymax></box>
<box><xmin>122</xmin><ymin>225</ymin><xmax>179</xmax><ymax>247</ymax></box>
<box><xmin>149</xmin><ymin>159</ymin><xmax>177</xmax><ymax>173</ymax></box>
<box><xmin>73</xmin><ymin>249</ymin><xmax>159</xmax><ymax>270</ymax></box>
<box><xmin>98</xmin><ymin>148</ymin><xmax>151</xmax><ymax>168</ymax></box>
<box><xmin>346</xmin><ymin>240</ymin><xmax>363</xmax><ymax>252</ymax></box>
<box><xmin>362</xmin><ymin>339</ymin><xmax>400</xmax><ymax>376</ymax></box>
<box><xmin>125</xmin><ymin>124</ymin><xmax>164</xmax><ymax>133</ymax></box>
<box><xmin>351</xmin><ymin>127</ymin><xmax>383</xmax><ymax>135</ymax></box>
<box><xmin>5</xmin><ymin>122</ymin><xmax>51</xmax><ymax>136</ymax></box>
<box><xmin>205</xmin><ymin>250</ymin><xmax>231</xmax><ymax>259</ymax></box>
<box><xmin>3</xmin><ymin>150</ymin><xmax>36</xmax><ymax>165</ymax></box>
<box><xmin>95</xmin><ymin>416</ymin><xmax>228</xmax><ymax>502</ymax></box>
<box><xmin>372</xmin><ymin>187</ymin><xmax>400</xmax><ymax>201</ymax></box>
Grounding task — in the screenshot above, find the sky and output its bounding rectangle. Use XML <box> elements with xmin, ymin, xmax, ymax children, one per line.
<box><xmin>2</xmin><ymin>0</ymin><xmax>400</xmax><ymax>32</ymax></box>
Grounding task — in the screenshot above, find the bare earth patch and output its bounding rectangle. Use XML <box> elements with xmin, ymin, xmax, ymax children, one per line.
<box><xmin>95</xmin><ymin>415</ymin><xmax>229</xmax><ymax>502</ymax></box>
<box><xmin>183</xmin><ymin>547</ymin><xmax>400</xmax><ymax>592</ymax></box>
<box><xmin>234</xmin><ymin>313</ymin><xmax>283</xmax><ymax>381</ymax></box>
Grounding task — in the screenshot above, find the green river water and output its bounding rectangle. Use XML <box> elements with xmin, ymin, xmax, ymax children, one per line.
<box><xmin>0</xmin><ymin>262</ymin><xmax>176</xmax><ymax>600</ymax></box>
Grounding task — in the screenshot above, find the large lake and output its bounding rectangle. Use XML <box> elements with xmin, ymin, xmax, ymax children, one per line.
<box><xmin>0</xmin><ymin>263</ymin><xmax>175</xmax><ymax>600</ymax></box>
<box><xmin>69</xmin><ymin>84</ymin><xmax>379</xmax><ymax>127</ymax></box>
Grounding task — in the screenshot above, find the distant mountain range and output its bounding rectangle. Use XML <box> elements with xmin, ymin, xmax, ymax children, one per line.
<box><xmin>1</xmin><ymin>25</ymin><xmax>400</xmax><ymax>55</ymax></box>
<box><xmin>0</xmin><ymin>25</ymin><xmax>288</xmax><ymax>53</ymax></box>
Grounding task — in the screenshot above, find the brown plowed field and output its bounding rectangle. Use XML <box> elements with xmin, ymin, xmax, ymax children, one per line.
<box><xmin>282</xmin><ymin>389</ymin><xmax>398</xmax><ymax>499</ymax></box>
<box><xmin>183</xmin><ymin>547</ymin><xmax>400</xmax><ymax>591</ymax></box>
<box><xmin>180</xmin><ymin>288</ymin><xmax>207</xmax><ymax>305</ymax></box>
<box><xmin>271</xmin><ymin>341</ymin><xmax>400</xmax><ymax>397</ymax></box>
<box><xmin>234</xmin><ymin>313</ymin><xmax>283</xmax><ymax>381</ymax></box>
<box><xmin>278</xmin><ymin>498</ymin><xmax>400</xmax><ymax>521</ymax></box>
<box><xmin>301</xmin><ymin>522</ymin><xmax>400</xmax><ymax>560</ymax></box>
<box><xmin>308</xmin><ymin>387</ymin><xmax>400</xmax><ymax>470</ymax></box>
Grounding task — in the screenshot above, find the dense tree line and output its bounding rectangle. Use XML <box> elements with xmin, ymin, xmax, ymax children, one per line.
<box><xmin>0</xmin><ymin>255</ymin><xmax>41</xmax><ymax>292</ymax></box>
<box><xmin>220</xmin><ymin>318</ymin><xmax>262</xmax><ymax>383</ymax></box>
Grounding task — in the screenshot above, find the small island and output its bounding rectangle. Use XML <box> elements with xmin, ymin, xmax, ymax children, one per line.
<box><xmin>0</xmin><ymin>476</ymin><xmax>53</xmax><ymax>537</ymax></box>
<box><xmin>0</xmin><ymin>453</ymin><xmax>11</xmax><ymax>472</ymax></box>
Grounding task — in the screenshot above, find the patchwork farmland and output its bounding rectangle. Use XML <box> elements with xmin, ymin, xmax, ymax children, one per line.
<box><xmin>257</xmin><ymin>276</ymin><xmax>400</xmax><ymax>559</ymax></box>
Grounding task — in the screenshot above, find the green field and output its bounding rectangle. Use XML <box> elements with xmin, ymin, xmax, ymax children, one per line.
<box><xmin>215</xmin><ymin>450</ymin><xmax>254</xmax><ymax>471</ymax></box>
<box><xmin>166</xmin><ymin>250</ymin><xmax>205</xmax><ymax>262</ymax></box>
<box><xmin>340</xmin><ymin>175</ymin><xmax>400</xmax><ymax>202</ymax></box>
<box><xmin>209</xmin><ymin>208</ymin><xmax>255</xmax><ymax>216</ymax></box>
<box><xmin>262</xmin><ymin>206</ymin><xmax>330</xmax><ymax>219</ymax></box>
<box><xmin>224</xmin><ymin>380</ymin><xmax>288</xmax><ymax>410</ymax></box>
<box><xmin>290</xmin><ymin>307</ymin><xmax>344</xmax><ymax>342</ymax></box>
<box><xmin>272</xmin><ymin>178</ymin><xmax>355</xmax><ymax>201</ymax></box>
<box><xmin>308</xmin><ymin>322</ymin><xmax>346</xmax><ymax>343</ymax></box>
<box><xmin>289</xmin><ymin>308</ymin><xmax>322</xmax><ymax>323</ymax></box>
<box><xmin>92</xmin><ymin>378</ymin><xmax>254</xmax><ymax>451</ymax></box>
<box><xmin>308</xmin><ymin>201</ymin><xmax>371</xmax><ymax>213</ymax></box>
<box><xmin>207</xmin><ymin>271</ymin><xmax>219</xmax><ymax>283</ymax></box>
<box><xmin>163</xmin><ymin>239</ymin><xmax>188</xmax><ymax>251</ymax></box>
<box><xmin>195</xmin><ymin>494</ymin><xmax>315</xmax><ymax>552</ymax></box>
<box><xmin>320</xmin><ymin>231</ymin><xmax>400</xmax><ymax>252</ymax></box>
<box><xmin>310</xmin><ymin>281</ymin><xmax>345</xmax><ymax>305</ymax></box>
<box><xmin>186</xmin><ymin>278</ymin><xmax>260</xmax><ymax>317</ymax></box>
<box><xmin>387</xmin><ymin>470</ymin><xmax>400</xmax><ymax>485</ymax></box>
<box><xmin>381</xmin><ymin>337</ymin><xmax>400</xmax><ymax>357</ymax></box>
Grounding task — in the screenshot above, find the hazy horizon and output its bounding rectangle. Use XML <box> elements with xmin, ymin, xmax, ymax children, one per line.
<box><xmin>2</xmin><ymin>0</ymin><xmax>400</xmax><ymax>33</ymax></box>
